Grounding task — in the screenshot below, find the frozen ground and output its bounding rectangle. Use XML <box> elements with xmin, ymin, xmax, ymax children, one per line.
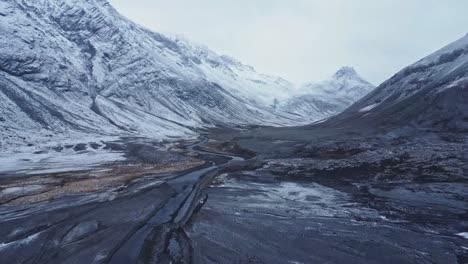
<box><xmin>0</xmin><ymin>130</ymin><xmax>467</xmax><ymax>263</ymax></box>
<box><xmin>198</xmin><ymin>127</ymin><xmax>468</xmax><ymax>263</ymax></box>
<box><xmin>0</xmin><ymin>136</ymin><xmax>125</xmax><ymax>175</ymax></box>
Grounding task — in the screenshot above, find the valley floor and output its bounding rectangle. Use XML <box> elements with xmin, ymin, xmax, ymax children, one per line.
<box><xmin>0</xmin><ymin>128</ymin><xmax>467</xmax><ymax>263</ymax></box>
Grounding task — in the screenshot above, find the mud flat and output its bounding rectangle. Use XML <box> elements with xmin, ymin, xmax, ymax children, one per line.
<box><xmin>0</xmin><ymin>130</ymin><xmax>467</xmax><ymax>263</ymax></box>
<box><xmin>182</xmin><ymin>127</ymin><xmax>468</xmax><ymax>263</ymax></box>
<box><xmin>0</xmin><ymin>137</ymin><xmax>222</xmax><ymax>263</ymax></box>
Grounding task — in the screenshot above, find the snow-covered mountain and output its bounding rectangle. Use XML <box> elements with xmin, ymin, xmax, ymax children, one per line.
<box><xmin>326</xmin><ymin>34</ymin><xmax>468</xmax><ymax>132</ymax></box>
<box><xmin>0</xmin><ymin>0</ymin><xmax>376</xmax><ymax>150</ymax></box>
<box><xmin>280</xmin><ymin>67</ymin><xmax>375</xmax><ymax>121</ymax></box>
<box><xmin>0</xmin><ymin>0</ymin><xmax>304</xmax><ymax>148</ymax></box>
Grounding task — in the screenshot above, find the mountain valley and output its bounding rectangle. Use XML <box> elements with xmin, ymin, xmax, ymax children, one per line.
<box><xmin>0</xmin><ymin>1</ymin><xmax>467</xmax><ymax>263</ymax></box>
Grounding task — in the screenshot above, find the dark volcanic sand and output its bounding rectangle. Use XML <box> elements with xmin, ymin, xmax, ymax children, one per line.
<box><xmin>185</xmin><ymin>126</ymin><xmax>468</xmax><ymax>263</ymax></box>
<box><xmin>0</xmin><ymin>127</ymin><xmax>467</xmax><ymax>263</ymax></box>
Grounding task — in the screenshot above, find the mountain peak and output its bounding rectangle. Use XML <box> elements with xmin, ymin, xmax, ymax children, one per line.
<box><xmin>334</xmin><ymin>66</ymin><xmax>358</xmax><ymax>78</ymax></box>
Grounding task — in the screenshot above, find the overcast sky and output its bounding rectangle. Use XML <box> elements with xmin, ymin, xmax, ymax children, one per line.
<box><xmin>109</xmin><ymin>0</ymin><xmax>468</xmax><ymax>85</ymax></box>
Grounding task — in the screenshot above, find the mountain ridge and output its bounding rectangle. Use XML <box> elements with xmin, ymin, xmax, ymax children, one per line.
<box><xmin>279</xmin><ymin>67</ymin><xmax>375</xmax><ymax>121</ymax></box>
<box><xmin>318</xmin><ymin>33</ymin><xmax>468</xmax><ymax>133</ymax></box>
<box><xmin>0</xmin><ymin>0</ymin><xmax>375</xmax><ymax>150</ymax></box>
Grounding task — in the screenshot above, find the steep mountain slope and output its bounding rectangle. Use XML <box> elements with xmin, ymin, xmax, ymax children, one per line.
<box><xmin>279</xmin><ymin>67</ymin><xmax>375</xmax><ymax>121</ymax></box>
<box><xmin>0</xmin><ymin>0</ymin><xmax>301</xmax><ymax>148</ymax></box>
<box><xmin>0</xmin><ymin>0</ymin><xmax>380</xmax><ymax>151</ymax></box>
<box><xmin>325</xmin><ymin>34</ymin><xmax>468</xmax><ymax>132</ymax></box>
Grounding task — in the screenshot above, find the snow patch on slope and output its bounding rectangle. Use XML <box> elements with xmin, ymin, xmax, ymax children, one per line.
<box><xmin>359</xmin><ymin>103</ymin><xmax>379</xmax><ymax>113</ymax></box>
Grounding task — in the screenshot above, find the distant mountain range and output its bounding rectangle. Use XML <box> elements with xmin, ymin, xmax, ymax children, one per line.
<box><xmin>279</xmin><ymin>67</ymin><xmax>375</xmax><ymax>121</ymax></box>
<box><xmin>324</xmin><ymin>34</ymin><xmax>468</xmax><ymax>133</ymax></box>
<box><xmin>0</xmin><ymin>0</ymin><xmax>376</xmax><ymax>149</ymax></box>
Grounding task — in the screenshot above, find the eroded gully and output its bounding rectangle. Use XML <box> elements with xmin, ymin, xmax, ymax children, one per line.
<box><xmin>107</xmin><ymin>137</ymin><xmax>245</xmax><ymax>264</ymax></box>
